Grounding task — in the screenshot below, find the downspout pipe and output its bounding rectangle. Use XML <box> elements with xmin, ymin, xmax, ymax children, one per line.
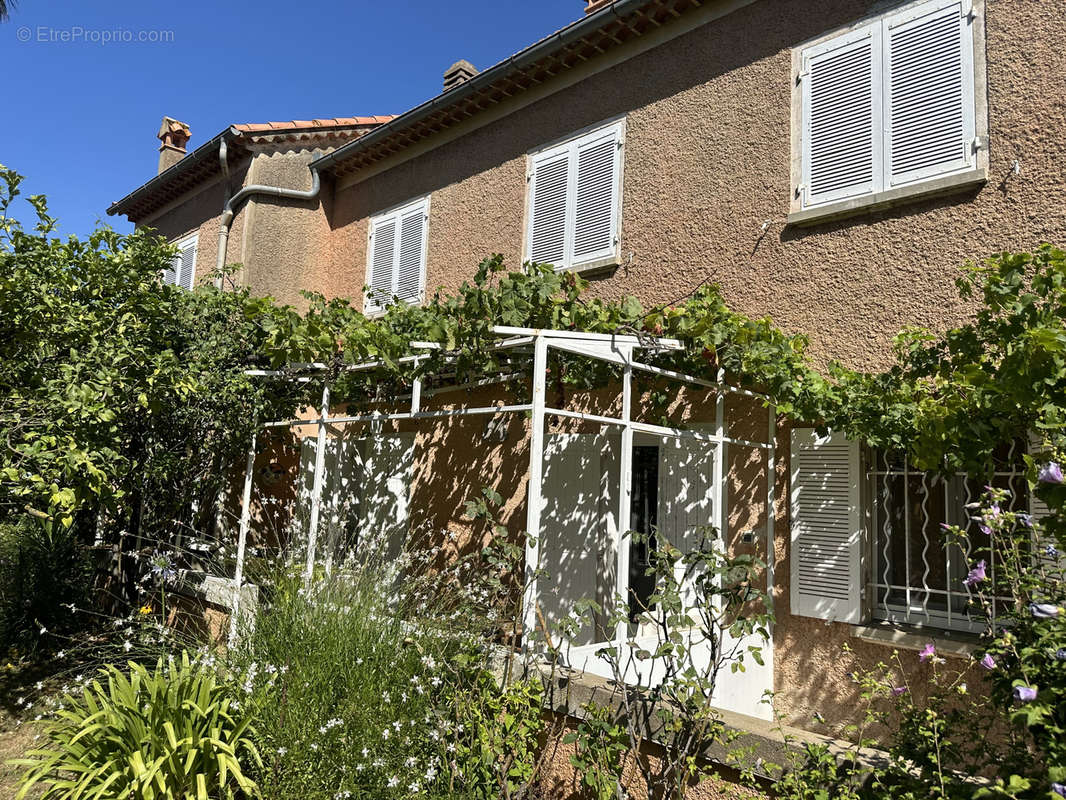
<box><xmin>215</xmin><ymin>135</ymin><xmax>322</xmax><ymax>288</ymax></box>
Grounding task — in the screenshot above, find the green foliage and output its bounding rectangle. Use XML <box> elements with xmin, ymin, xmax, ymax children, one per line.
<box><xmin>0</xmin><ymin>514</ymin><xmax>91</xmax><ymax>650</ymax></box>
<box><xmin>228</xmin><ymin>549</ymin><xmax>548</xmax><ymax>800</ymax></box>
<box><xmin>775</xmin><ymin>743</ymin><xmax>863</xmax><ymax>800</ymax></box>
<box><xmin>0</xmin><ymin>163</ymin><xmax>300</xmax><ymax>539</ymax></box>
<box><xmin>446</xmin><ymin>672</ymin><xmax>544</xmax><ymax>799</ymax></box>
<box><xmin>779</xmin><ymin>484</ymin><xmax>1066</xmax><ymax>800</ymax></box>
<box><xmin>563</xmin><ymin>701</ymin><xmax>629</xmax><ymax>800</ymax></box>
<box><xmin>560</xmin><ymin>527</ymin><xmax>773</xmax><ymax>800</ymax></box>
<box><xmin>14</xmin><ymin>652</ymin><xmax>261</xmax><ymax>800</ymax></box>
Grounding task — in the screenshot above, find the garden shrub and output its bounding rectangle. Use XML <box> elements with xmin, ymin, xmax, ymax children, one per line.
<box><xmin>228</xmin><ymin>550</ymin><xmax>549</xmax><ymax>800</ymax></box>
<box><xmin>0</xmin><ymin>514</ymin><xmax>92</xmax><ymax>652</ymax></box>
<box><xmin>13</xmin><ymin>652</ymin><xmax>261</xmax><ymax>800</ymax></box>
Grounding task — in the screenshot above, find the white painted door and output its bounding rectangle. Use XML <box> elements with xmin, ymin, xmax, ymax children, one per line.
<box><xmin>538</xmin><ymin>433</ymin><xmax>612</xmax><ymax>652</ymax></box>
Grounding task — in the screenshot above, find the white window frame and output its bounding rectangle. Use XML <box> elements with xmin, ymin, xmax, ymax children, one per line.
<box><xmin>789</xmin><ymin>0</ymin><xmax>987</xmax><ymax>226</ymax></box>
<box><xmin>524</xmin><ymin>117</ymin><xmax>625</xmax><ymax>274</ymax></box>
<box><xmin>164</xmin><ymin>233</ymin><xmax>197</xmax><ymax>290</ymax></box>
<box><xmin>364</xmin><ymin>195</ymin><xmax>431</xmax><ymax>315</ymax></box>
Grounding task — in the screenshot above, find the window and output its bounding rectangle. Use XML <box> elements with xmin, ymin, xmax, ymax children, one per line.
<box><xmin>163</xmin><ymin>234</ymin><xmax>197</xmax><ymax>290</ymax></box>
<box><xmin>526</xmin><ymin>119</ymin><xmax>624</xmax><ymax>273</ymax></box>
<box><xmin>365</xmin><ymin>196</ymin><xmax>430</xmax><ymax>314</ymax></box>
<box><xmin>867</xmin><ymin>447</ymin><xmax>1030</xmax><ymax>633</ymax></box>
<box><xmin>791</xmin><ymin>0</ymin><xmax>984</xmax><ymax>221</ymax></box>
<box><xmin>790</xmin><ymin>430</ymin><xmax>1051</xmax><ymax>633</ymax></box>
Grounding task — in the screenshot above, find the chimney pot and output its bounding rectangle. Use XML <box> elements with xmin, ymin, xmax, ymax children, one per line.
<box><xmin>157</xmin><ymin>116</ymin><xmax>191</xmax><ymax>174</ymax></box>
<box><xmin>443</xmin><ymin>59</ymin><xmax>478</xmax><ymax>92</ymax></box>
<box><xmin>584</xmin><ymin>0</ymin><xmax>612</xmax><ymax>14</ymax></box>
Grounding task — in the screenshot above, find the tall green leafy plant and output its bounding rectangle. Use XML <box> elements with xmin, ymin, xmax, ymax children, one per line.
<box><xmin>14</xmin><ymin>653</ymin><xmax>261</xmax><ymax>800</ymax></box>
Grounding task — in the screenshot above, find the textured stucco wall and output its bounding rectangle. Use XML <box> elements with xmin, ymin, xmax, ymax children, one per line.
<box><xmin>323</xmin><ymin>0</ymin><xmax>1065</xmax><ymax>732</ymax></box>
<box><xmin>136</xmin><ymin>147</ymin><xmax>336</xmax><ymax>306</ymax></box>
<box><xmin>240</xmin><ymin>148</ymin><xmax>337</xmax><ymax>307</ymax></box>
<box><xmin>139</xmin><ymin>162</ymin><xmax>251</xmax><ymax>290</ymax></box>
<box><xmin>330</xmin><ymin>0</ymin><xmax>1065</xmax><ymax>371</ymax></box>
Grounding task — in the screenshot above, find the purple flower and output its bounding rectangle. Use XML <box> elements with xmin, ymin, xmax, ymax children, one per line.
<box><xmin>1052</xmin><ymin>782</ymin><xmax>1066</xmax><ymax>797</ymax></box>
<box><xmin>891</xmin><ymin>686</ymin><xmax>907</xmax><ymax>696</ymax></box>
<box><xmin>979</xmin><ymin>653</ymin><xmax>996</xmax><ymax>670</ymax></box>
<box><xmin>963</xmin><ymin>560</ymin><xmax>987</xmax><ymax>588</ymax></box>
<box><xmin>919</xmin><ymin>643</ymin><xmax>936</xmax><ymax>663</ymax></box>
<box><xmin>1055</xmin><ymin>649</ymin><xmax>1066</xmax><ymax>661</ymax></box>
<box><xmin>1013</xmin><ymin>685</ymin><xmax>1038</xmax><ymax>702</ymax></box>
<box><xmin>1047</xmin><ymin>544</ymin><xmax>1060</xmax><ymax>559</ymax></box>
<box><xmin>979</xmin><ymin>523</ymin><xmax>993</xmax><ymax>537</ymax></box>
<box><xmin>1038</xmin><ymin>462</ymin><xmax>1064</xmax><ymax>484</ymax></box>
<box><xmin>1030</xmin><ymin>602</ymin><xmax>1062</xmax><ymax>619</ymax></box>
<box><xmin>988</xmin><ymin>504</ymin><xmax>1002</xmax><ymax>519</ymax></box>
<box><xmin>1017</xmin><ymin>512</ymin><xmax>1033</xmax><ymax>528</ymax></box>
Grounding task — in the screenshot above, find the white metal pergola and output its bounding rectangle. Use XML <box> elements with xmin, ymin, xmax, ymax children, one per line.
<box><xmin>230</xmin><ymin>326</ymin><xmax>777</xmax><ymax>683</ymax></box>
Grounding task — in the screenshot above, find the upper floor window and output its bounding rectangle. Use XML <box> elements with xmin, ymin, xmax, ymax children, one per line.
<box><xmin>526</xmin><ymin>118</ymin><xmax>624</xmax><ymax>273</ymax></box>
<box><xmin>365</xmin><ymin>195</ymin><xmax>430</xmax><ymax>315</ymax></box>
<box><xmin>791</xmin><ymin>0</ymin><xmax>984</xmax><ymax>223</ymax></box>
<box><xmin>163</xmin><ymin>234</ymin><xmax>197</xmax><ymax>290</ymax></box>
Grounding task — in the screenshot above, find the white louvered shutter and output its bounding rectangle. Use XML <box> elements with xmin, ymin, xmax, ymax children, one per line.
<box><xmin>177</xmin><ymin>237</ymin><xmax>197</xmax><ymax>290</ymax></box>
<box><xmin>528</xmin><ymin>119</ymin><xmax>623</xmax><ymax>271</ymax></box>
<box><xmin>572</xmin><ymin>127</ymin><xmax>621</xmax><ymax>266</ymax></box>
<box><xmin>790</xmin><ymin>429</ymin><xmax>862</xmax><ymax>623</ymax></box>
<box><xmin>162</xmin><ymin>256</ymin><xmax>178</xmax><ymax>286</ymax></box>
<box><xmin>395</xmin><ymin>201</ymin><xmax>428</xmax><ymax>304</ymax></box>
<box><xmin>883</xmin><ymin>0</ymin><xmax>974</xmax><ymax>187</ymax></box>
<box><xmin>367</xmin><ymin>216</ymin><xmax>396</xmax><ymax>312</ymax></box>
<box><xmin>801</xmin><ymin>25</ymin><xmax>880</xmax><ymax>208</ymax></box>
<box><xmin>528</xmin><ymin>149</ymin><xmax>569</xmax><ymax>268</ymax></box>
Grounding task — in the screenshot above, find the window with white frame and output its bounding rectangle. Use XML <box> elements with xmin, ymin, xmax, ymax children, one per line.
<box><xmin>526</xmin><ymin>119</ymin><xmax>624</xmax><ymax>272</ymax></box>
<box><xmin>790</xmin><ymin>431</ymin><xmax>1052</xmax><ymax>633</ymax></box>
<box><xmin>867</xmin><ymin>446</ymin><xmax>1031</xmax><ymax>633</ymax></box>
<box><xmin>163</xmin><ymin>234</ymin><xmax>197</xmax><ymax>290</ymax></box>
<box><xmin>793</xmin><ymin>0</ymin><xmax>982</xmax><ymax>216</ymax></box>
<box><xmin>365</xmin><ymin>196</ymin><xmax>430</xmax><ymax>314</ymax></box>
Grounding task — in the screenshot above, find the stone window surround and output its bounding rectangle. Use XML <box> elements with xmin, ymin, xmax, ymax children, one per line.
<box><xmin>786</xmin><ymin>0</ymin><xmax>989</xmax><ymax>227</ymax></box>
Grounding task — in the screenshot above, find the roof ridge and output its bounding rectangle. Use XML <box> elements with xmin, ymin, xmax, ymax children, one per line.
<box><xmin>233</xmin><ymin>116</ymin><xmax>397</xmax><ymax>132</ymax></box>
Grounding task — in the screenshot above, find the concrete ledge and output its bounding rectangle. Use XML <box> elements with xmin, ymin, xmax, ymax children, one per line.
<box><xmin>851</xmin><ymin>623</ymin><xmax>980</xmax><ymax>658</ymax></box>
<box><xmin>534</xmin><ymin>664</ymin><xmax>889</xmax><ymax>781</ymax></box>
<box><xmin>787</xmin><ymin>167</ymin><xmax>987</xmax><ymax>227</ymax></box>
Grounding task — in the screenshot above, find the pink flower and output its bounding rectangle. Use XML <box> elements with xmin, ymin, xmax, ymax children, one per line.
<box><xmin>963</xmin><ymin>560</ymin><xmax>987</xmax><ymax>588</ymax></box>
<box><xmin>891</xmin><ymin>686</ymin><xmax>907</xmax><ymax>696</ymax></box>
<box><xmin>979</xmin><ymin>654</ymin><xmax>996</xmax><ymax>670</ymax></box>
<box><xmin>919</xmin><ymin>643</ymin><xmax>936</xmax><ymax>662</ymax></box>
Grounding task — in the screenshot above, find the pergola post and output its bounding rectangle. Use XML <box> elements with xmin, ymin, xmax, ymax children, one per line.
<box><xmin>613</xmin><ymin>348</ymin><xmax>634</xmax><ymax>647</ymax></box>
<box><xmin>304</xmin><ymin>382</ymin><xmax>330</xmax><ymax>586</ymax></box>
<box><xmin>522</xmin><ymin>334</ymin><xmax>548</xmax><ymax>652</ymax></box>
<box><xmin>765</xmin><ymin>404</ymin><xmax>777</xmax><ymax>615</ymax></box>
<box><xmin>229</xmin><ymin>431</ymin><xmax>257</xmax><ymax>644</ymax></box>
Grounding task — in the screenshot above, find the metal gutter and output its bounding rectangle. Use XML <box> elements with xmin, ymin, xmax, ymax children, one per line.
<box><xmin>106</xmin><ymin>128</ymin><xmax>237</xmax><ymax>217</ymax></box>
<box><xmin>311</xmin><ymin>0</ymin><xmax>654</xmax><ymax>174</ymax></box>
<box><xmin>214</xmin><ymin>164</ymin><xmax>322</xmax><ymax>287</ymax></box>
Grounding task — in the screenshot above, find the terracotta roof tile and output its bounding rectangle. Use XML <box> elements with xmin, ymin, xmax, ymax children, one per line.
<box><xmin>231</xmin><ymin>116</ymin><xmax>396</xmax><ymax>133</ymax></box>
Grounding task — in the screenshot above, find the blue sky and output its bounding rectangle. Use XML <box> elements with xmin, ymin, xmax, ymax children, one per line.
<box><xmin>3</xmin><ymin>0</ymin><xmax>581</xmax><ymax>237</ymax></box>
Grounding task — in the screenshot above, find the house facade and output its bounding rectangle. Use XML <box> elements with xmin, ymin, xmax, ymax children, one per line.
<box><xmin>109</xmin><ymin>0</ymin><xmax>1066</xmax><ymax>736</ymax></box>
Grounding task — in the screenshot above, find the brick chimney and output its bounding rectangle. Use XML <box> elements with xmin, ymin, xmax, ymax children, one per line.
<box><xmin>584</xmin><ymin>0</ymin><xmax>612</xmax><ymax>13</ymax></box>
<box><xmin>157</xmin><ymin>116</ymin><xmax>191</xmax><ymax>174</ymax></box>
<box><xmin>443</xmin><ymin>59</ymin><xmax>478</xmax><ymax>92</ymax></box>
